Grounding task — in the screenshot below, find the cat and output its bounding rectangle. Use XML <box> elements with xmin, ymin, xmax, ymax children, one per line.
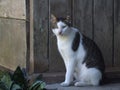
<box><xmin>50</xmin><ymin>14</ymin><xmax>105</xmax><ymax>87</ymax></box>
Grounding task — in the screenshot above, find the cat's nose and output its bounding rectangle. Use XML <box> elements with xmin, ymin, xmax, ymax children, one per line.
<box><xmin>59</xmin><ymin>31</ymin><xmax>63</xmax><ymax>35</ymax></box>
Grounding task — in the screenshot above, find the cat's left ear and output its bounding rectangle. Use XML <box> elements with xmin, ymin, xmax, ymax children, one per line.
<box><xmin>50</xmin><ymin>14</ymin><xmax>57</xmax><ymax>24</ymax></box>
<box><xmin>65</xmin><ymin>15</ymin><xmax>72</xmax><ymax>26</ymax></box>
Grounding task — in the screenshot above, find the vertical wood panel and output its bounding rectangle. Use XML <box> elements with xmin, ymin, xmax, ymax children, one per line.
<box><xmin>114</xmin><ymin>0</ymin><xmax>120</xmax><ymax>66</ymax></box>
<box><xmin>73</xmin><ymin>0</ymin><xmax>93</xmax><ymax>39</ymax></box>
<box><xmin>94</xmin><ymin>0</ymin><xmax>113</xmax><ymax>67</ymax></box>
<box><xmin>34</xmin><ymin>0</ymin><xmax>49</xmax><ymax>72</ymax></box>
<box><xmin>29</xmin><ymin>0</ymin><xmax>34</xmax><ymax>74</ymax></box>
<box><xmin>49</xmin><ymin>0</ymin><xmax>72</xmax><ymax>72</ymax></box>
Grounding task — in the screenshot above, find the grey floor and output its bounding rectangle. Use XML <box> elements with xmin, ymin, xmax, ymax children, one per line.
<box><xmin>46</xmin><ymin>83</ymin><xmax>120</xmax><ymax>90</ymax></box>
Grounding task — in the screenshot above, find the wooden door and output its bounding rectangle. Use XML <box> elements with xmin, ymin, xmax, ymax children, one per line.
<box><xmin>33</xmin><ymin>0</ymin><xmax>120</xmax><ymax>73</ymax></box>
<box><xmin>33</xmin><ymin>0</ymin><xmax>49</xmax><ymax>72</ymax></box>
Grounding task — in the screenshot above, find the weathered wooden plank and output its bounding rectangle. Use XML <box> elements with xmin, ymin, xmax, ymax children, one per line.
<box><xmin>114</xmin><ymin>0</ymin><xmax>120</xmax><ymax>67</ymax></box>
<box><xmin>94</xmin><ymin>0</ymin><xmax>113</xmax><ymax>67</ymax></box>
<box><xmin>0</xmin><ymin>18</ymin><xmax>26</xmax><ymax>70</ymax></box>
<box><xmin>33</xmin><ymin>0</ymin><xmax>49</xmax><ymax>72</ymax></box>
<box><xmin>73</xmin><ymin>0</ymin><xmax>93</xmax><ymax>39</ymax></box>
<box><xmin>0</xmin><ymin>0</ymin><xmax>26</xmax><ymax>19</ymax></box>
<box><xmin>49</xmin><ymin>0</ymin><xmax>72</xmax><ymax>72</ymax></box>
<box><xmin>29</xmin><ymin>0</ymin><xmax>34</xmax><ymax>74</ymax></box>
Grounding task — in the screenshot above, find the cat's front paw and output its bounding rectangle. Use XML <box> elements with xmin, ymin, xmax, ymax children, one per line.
<box><xmin>74</xmin><ymin>82</ymin><xmax>86</xmax><ymax>87</ymax></box>
<box><xmin>60</xmin><ymin>82</ymin><xmax>70</xmax><ymax>87</ymax></box>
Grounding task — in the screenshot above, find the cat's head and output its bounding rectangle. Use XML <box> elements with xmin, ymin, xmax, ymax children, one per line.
<box><xmin>50</xmin><ymin>14</ymin><xmax>71</xmax><ymax>36</ymax></box>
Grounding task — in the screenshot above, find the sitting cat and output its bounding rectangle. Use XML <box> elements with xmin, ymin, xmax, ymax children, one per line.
<box><xmin>50</xmin><ymin>14</ymin><xmax>105</xmax><ymax>87</ymax></box>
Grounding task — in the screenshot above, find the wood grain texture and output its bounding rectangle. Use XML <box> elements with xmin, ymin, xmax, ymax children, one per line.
<box><xmin>73</xmin><ymin>0</ymin><xmax>93</xmax><ymax>39</ymax></box>
<box><xmin>94</xmin><ymin>0</ymin><xmax>113</xmax><ymax>67</ymax></box>
<box><xmin>114</xmin><ymin>0</ymin><xmax>120</xmax><ymax>66</ymax></box>
<box><xmin>49</xmin><ymin>0</ymin><xmax>72</xmax><ymax>72</ymax></box>
<box><xmin>29</xmin><ymin>0</ymin><xmax>34</xmax><ymax>74</ymax></box>
<box><xmin>33</xmin><ymin>0</ymin><xmax>49</xmax><ymax>72</ymax></box>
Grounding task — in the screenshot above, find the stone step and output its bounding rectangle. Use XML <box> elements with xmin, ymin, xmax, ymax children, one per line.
<box><xmin>46</xmin><ymin>83</ymin><xmax>120</xmax><ymax>90</ymax></box>
<box><xmin>29</xmin><ymin>72</ymin><xmax>120</xmax><ymax>84</ymax></box>
<box><xmin>29</xmin><ymin>72</ymin><xmax>65</xmax><ymax>84</ymax></box>
<box><xmin>42</xmin><ymin>72</ymin><xmax>65</xmax><ymax>84</ymax></box>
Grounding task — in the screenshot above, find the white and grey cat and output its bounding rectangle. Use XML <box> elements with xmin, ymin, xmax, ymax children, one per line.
<box><xmin>51</xmin><ymin>15</ymin><xmax>105</xmax><ymax>87</ymax></box>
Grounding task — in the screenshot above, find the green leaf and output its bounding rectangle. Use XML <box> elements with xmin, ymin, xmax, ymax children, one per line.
<box><xmin>29</xmin><ymin>81</ymin><xmax>46</xmax><ymax>90</ymax></box>
<box><xmin>12</xmin><ymin>66</ymin><xmax>27</xmax><ymax>89</ymax></box>
<box><xmin>10</xmin><ymin>83</ymin><xmax>22</xmax><ymax>90</ymax></box>
<box><xmin>40</xmin><ymin>82</ymin><xmax>46</xmax><ymax>89</ymax></box>
<box><xmin>0</xmin><ymin>71</ymin><xmax>8</xmax><ymax>80</ymax></box>
<box><xmin>0</xmin><ymin>82</ymin><xmax>8</xmax><ymax>90</ymax></box>
<box><xmin>0</xmin><ymin>73</ymin><xmax>22</xmax><ymax>90</ymax></box>
<box><xmin>0</xmin><ymin>71</ymin><xmax>11</xmax><ymax>84</ymax></box>
<box><xmin>1</xmin><ymin>74</ymin><xmax>12</xmax><ymax>89</ymax></box>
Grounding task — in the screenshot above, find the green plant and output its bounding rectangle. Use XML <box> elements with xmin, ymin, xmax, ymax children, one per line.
<box><xmin>29</xmin><ymin>81</ymin><xmax>46</xmax><ymax>90</ymax></box>
<box><xmin>0</xmin><ymin>66</ymin><xmax>47</xmax><ymax>90</ymax></box>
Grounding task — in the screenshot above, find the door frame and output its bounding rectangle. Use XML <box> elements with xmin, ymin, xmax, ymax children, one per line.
<box><xmin>27</xmin><ymin>0</ymin><xmax>34</xmax><ymax>74</ymax></box>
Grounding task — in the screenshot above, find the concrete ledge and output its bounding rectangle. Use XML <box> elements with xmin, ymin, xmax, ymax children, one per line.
<box><xmin>0</xmin><ymin>18</ymin><xmax>26</xmax><ymax>70</ymax></box>
<box><xmin>0</xmin><ymin>0</ymin><xmax>26</xmax><ymax>19</ymax></box>
<box><xmin>46</xmin><ymin>83</ymin><xmax>120</xmax><ymax>90</ymax></box>
<box><xmin>42</xmin><ymin>72</ymin><xmax>65</xmax><ymax>84</ymax></box>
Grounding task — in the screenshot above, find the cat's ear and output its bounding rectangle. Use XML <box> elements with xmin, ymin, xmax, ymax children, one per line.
<box><xmin>50</xmin><ymin>14</ymin><xmax>57</xmax><ymax>24</ymax></box>
<box><xmin>65</xmin><ymin>15</ymin><xmax>72</xmax><ymax>26</ymax></box>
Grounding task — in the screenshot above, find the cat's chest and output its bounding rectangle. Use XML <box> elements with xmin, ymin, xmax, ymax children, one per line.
<box><xmin>57</xmin><ymin>39</ymin><xmax>73</xmax><ymax>58</ymax></box>
<box><xmin>57</xmin><ymin>37</ymin><xmax>73</xmax><ymax>51</ymax></box>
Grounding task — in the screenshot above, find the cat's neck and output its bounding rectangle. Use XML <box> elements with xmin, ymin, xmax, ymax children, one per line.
<box><xmin>57</xmin><ymin>27</ymin><xmax>75</xmax><ymax>40</ymax></box>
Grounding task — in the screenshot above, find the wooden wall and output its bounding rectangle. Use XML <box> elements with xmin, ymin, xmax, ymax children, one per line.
<box><xmin>0</xmin><ymin>0</ymin><xmax>26</xmax><ymax>71</ymax></box>
<box><xmin>33</xmin><ymin>0</ymin><xmax>120</xmax><ymax>73</ymax></box>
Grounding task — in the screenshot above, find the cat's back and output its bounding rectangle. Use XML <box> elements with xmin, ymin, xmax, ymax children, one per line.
<box><xmin>81</xmin><ymin>35</ymin><xmax>105</xmax><ymax>73</ymax></box>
